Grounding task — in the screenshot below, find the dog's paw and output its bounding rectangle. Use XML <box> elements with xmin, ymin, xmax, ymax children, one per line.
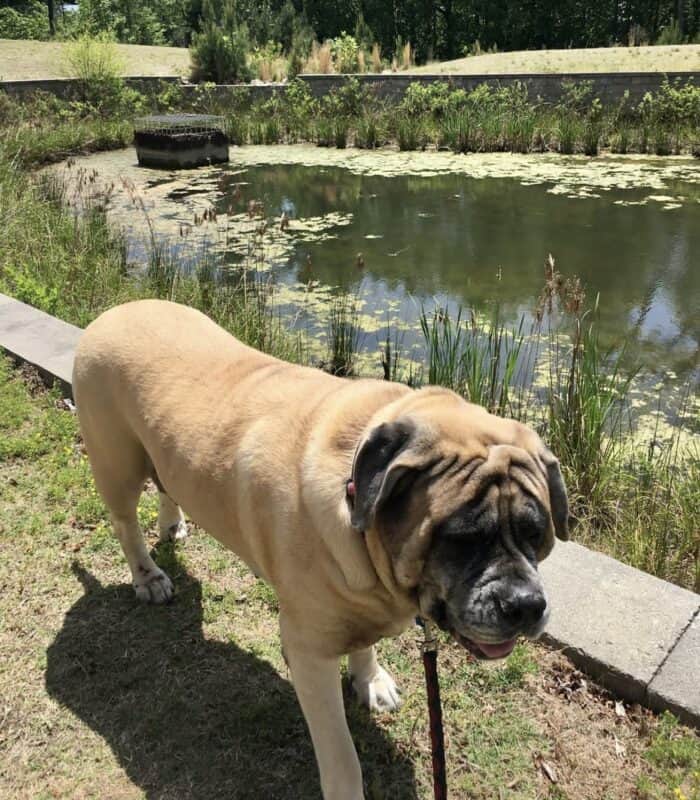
<box><xmin>351</xmin><ymin>665</ymin><xmax>401</xmax><ymax>712</ymax></box>
<box><xmin>134</xmin><ymin>566</ymin><xmax>174</xmax><ymax>604</ymax></box>
<box><xmin>159</xmin><ymin>519</ymin><xmax>188</xmax><ymax>542</ymax></box>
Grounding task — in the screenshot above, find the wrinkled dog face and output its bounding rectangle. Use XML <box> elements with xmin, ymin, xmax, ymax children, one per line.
<box><xmin>417</xmin><ymin>465</ymin><xmax>554</xmax><ymax>659</ymax></box>
<box><xmin>350</xmin><ymin>397</ymin><xmax>569</xmax><ymax>660</ymax></box>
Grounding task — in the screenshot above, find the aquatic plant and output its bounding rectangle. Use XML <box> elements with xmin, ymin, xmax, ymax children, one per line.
<box><xmin>326</xmin><ymin>291</ymin><xmax>363</xmax><ymax>376</ymax></box>
<box><xmin>557</xmin><ymin>114</ymin><xmax>581</xmax><ymax>154</ymax></box>
<box><xmin>419</xmin><ymin>305</ymin><xmax>526</xmax><ymax>417</ymax></box>
<box><xmin>334</xmin><ymin>119</ymin><xmax>350</xmax><ymax>149</ymax></box>
<box><xmin>396</xmin><ymin>115</ymin><xmax>428</xmax><ymax>151</ymax></box>
<box><xmin>314</xmin><ymin>117</ymin><xmax>334</xmax><ymax>147</ymax></box>
<box><xmin>505</xmin><ymin>111</ymin><xmax>536</xmax><ymax>154</ymax></box>
<box><xmin>440</xmin><ymin>110</ymin><xmax>476</xmax><ymax>153</ymax></box>
<box><xmin>355</xmin><ymin>113</ymin><xmax>381</xmax><ymax>149</ymax></box>
<box><xmin>610</xmin><ymin>125</ymin><xmax>631</xmax><ymax>154</ymax></box>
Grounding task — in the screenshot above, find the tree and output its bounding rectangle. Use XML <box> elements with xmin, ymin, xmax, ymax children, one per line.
<box><xmin>47</xmin><ymin>0</ymin><xmax>55</xmax><ymax>35</ymax></box>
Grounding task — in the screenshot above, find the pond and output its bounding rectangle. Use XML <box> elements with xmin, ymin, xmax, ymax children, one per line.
<box><xmin>54</xmin><ymin>146</ymin><xmax>700</xmax><ymax>381</ymax></box>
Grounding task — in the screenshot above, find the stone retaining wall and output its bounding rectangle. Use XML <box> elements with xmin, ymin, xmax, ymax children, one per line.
<box><xmin>299</xmin><ymin>71</ymin><xmax>698</xmax><ymax>104</ymax></box>
<box><xmin>0</xmin><ymin>76</ymin><xmax>181</xmax><ymax>99</ymax></box>
<box><xmin>3</xmin><ymin>71</ymin><xmax>697</xmax><ymax>106</ymax></box>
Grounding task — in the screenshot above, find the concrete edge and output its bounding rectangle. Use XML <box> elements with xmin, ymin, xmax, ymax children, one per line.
<box><xmin>1</xmin><ymin>293</ymin><xmax>698</xmax><ymax>729</ymax></box>
<box><xmin>541</xmin><ymin>635</ymin><xmax>647</xmax><ymax>705</ymax></box>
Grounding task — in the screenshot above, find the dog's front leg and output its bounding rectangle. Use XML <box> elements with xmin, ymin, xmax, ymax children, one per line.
<box><xmin>283</xmin><ymin>638</ymin><xmax>364</xmax><ymax>799</ymax></box>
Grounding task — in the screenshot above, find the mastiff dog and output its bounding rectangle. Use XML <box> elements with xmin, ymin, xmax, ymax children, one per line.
<box><xmin>73</xmin><ymin>299</ymin><xmax>569</xmax><ymax>800</ymax></box>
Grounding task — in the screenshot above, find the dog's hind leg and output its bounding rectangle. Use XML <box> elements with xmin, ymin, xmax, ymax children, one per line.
<box><xmin>157</xmin><ymin>491</ymin><xmax>188</xmax><ymax>542</ymax></box>
<box><xmin>83</xmin><ymin>426</ymin><xmax>174</xmax><ymax>604</ymax></box>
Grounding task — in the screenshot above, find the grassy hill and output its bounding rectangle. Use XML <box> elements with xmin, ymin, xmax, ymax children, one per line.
<box><xmin>408</xmin><ymin>44</ymin><xmax>700</xmax><ymax>74</ymax></box>
<box><xmin>0</xmin><ymin>39</ymin><xmax>190</xmax><ymax>81</ymax></box>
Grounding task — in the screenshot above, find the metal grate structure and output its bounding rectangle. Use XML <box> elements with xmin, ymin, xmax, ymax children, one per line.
<box><xmin>133</xmin><ymin>114</ymin><xmax>227</xmax><ymax>136</ymax></box>
<box><xmin>133</xmin><ymin>114</ymin><xmax>229</xmax><ymax>169</ymax></box>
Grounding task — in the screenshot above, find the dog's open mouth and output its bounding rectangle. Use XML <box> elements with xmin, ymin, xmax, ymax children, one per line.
<box><xmin>454</xmin><ymin>633</ymin><xmax>518</xmax><ymax>659</ymax></box>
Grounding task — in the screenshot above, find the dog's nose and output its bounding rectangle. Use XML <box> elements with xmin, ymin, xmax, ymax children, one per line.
<box><xmin>497</xmin><ymin>589</ymin><xmax>547</xmax><ymax>628</ymax></box>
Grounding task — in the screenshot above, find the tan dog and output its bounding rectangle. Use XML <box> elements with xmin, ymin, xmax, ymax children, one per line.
<box><xmin>73</xmin><ymin>299</ymin><xmax>568</xmax><ymax>800</ymax></box>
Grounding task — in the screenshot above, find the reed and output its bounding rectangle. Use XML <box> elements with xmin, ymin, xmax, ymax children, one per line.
<box><xmin>326</xmin><ymin>291</ymin><xmax>363</xmax><ymax>376</ymax></box>
<box><xmin>355</xmin><ymin>113</ymin><xmax>380</xmax><ymax>149</ymax></box>
<box><xmin>396</xmin><ymin>115</ymin><xmax>428</xmax><ymax>151</ymax></box>
<box><xmin>419</xmin><ymin>305</ymin><xmax>526</xmax><ymax>417</ymax></box>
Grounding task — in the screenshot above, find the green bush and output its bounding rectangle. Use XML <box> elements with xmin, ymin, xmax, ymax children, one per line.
<box><xmin>0</xmin><ymin>1</ymin><xmax>49</xmax><ymax>40</ymax></box>
<box><xmin>60</xmin><ymin>33</ymin><xmax>146</xmax><ymax>111</ymax></box>
<box><xmin>331</xmin><ymin>32</ymin><xmax>360</xmax><ymax>73</ymax></box>
<box><xmin>321</xmin><ymin>77</ymin><xmax>368</xmax><ymax>118</ymax></box>
<box><xmin>638</xmin><ymin>79</ymin><xmax>700</xmax><ymax>128</ymax></box>
<box><xmin>190</xmin><ymin>0</ymin><xmax>252</xmax><ymax>84</ymax></box>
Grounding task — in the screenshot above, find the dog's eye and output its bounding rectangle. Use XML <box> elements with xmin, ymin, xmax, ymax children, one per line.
<box><xmin>518</xmin><ymin>522</ymin><xmax>543</xmax><ymax>548</ymax></box>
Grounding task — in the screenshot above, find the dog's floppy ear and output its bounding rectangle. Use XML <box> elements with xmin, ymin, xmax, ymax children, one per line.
<box><xmin>540</xmin><ymin>447</ymin><xmax>570</xmax><ymax>541</ymax></box>
<box><xmin>350</xmin><ymin>419</ymin><xmax>417</xmax><ymax>531</ymax></box>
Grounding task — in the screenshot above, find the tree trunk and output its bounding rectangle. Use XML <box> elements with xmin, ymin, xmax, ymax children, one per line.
<box><xmin>47</xmin><ymin>0</ymin><xmax>56</xmax><ymax>36</ymax></box>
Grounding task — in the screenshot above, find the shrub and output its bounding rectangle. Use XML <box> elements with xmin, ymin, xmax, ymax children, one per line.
<box><xmin>0</xmin><ymin>1</ymin><xmax>49</xmax><ymax>40</ymax></box>
<box><xmin>331</xmin><ymin>32</ymin><xmax>360</xmax><ymax>73</ymax></box>
<box><xmin>190</xmin><ymin>0</ymin><xmax>252</xmax><ymax>84</ymax></box>
<box><xmin>61</xmin><ymin>34</ymin><xmax>143</xmax><ymax>111</ymax></box>
<box><xmin>321</xmin><ymin>77</ymin><xmax>368</xmax><ymax>118</ymax></box>
<box><xmin>638</xmin><ymin>79</ymin><xmax>700</xmax><ymax>128</ymax></box>
<box><xmin>63</xmin><ymin>33</ymin><xmax>125</xmax><ymax>84</ymax></box>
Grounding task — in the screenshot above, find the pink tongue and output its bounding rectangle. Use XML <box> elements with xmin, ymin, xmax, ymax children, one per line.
<box><xmin>476</xmin><ymin>638</ymin><xmax>517</xmax><ymax>659</ymax></box>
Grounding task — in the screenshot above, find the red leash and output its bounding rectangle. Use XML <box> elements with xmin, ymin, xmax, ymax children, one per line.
<box><xmin>421</xmin><ymin>619</ymin><xmax>448</xmax><ymax>800</ymax></box>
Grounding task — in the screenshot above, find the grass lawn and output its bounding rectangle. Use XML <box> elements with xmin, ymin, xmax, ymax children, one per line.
<box><xmin>0</xmin><ymin>39</ymin><xmax>190</xmax><ymax>81</ymax></box>
<box><xmin>0</xmin><ymin>356</ymin><xmax>699</xmax><ymax>799</ymax></box>
<box><xmin>408</xmin><ymin>44</ymin><xmax>700</xmax><ymax>74</ymax></box>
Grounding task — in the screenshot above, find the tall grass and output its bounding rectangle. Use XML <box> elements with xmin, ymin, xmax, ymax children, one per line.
<box><xmin>545</xmin><ymin>308</ymin><xmax>636</xmax><ymax>505</ymax></box>
<box><xmin>326</xmin><ymin>291</ymin><xmax>363</xmax><ymax>376</ymax></box>
<box><xmin>396</xmin><ymin>115</ymin><xmax>428</xmax><ymax>151</ymax></box>
<box><xmin>419</xmin><ymin>306</ymin><xmax>526</xmax><ymax>417</ymax></box>
<box><xmin>355</xmin><ymin>113</ymin><xmax>381</xmax><ymax>148</ymax></box>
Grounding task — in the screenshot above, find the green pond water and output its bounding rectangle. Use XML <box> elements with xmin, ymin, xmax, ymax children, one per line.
<box><xmin>57</xmin><ymin>147</ymin><xmax>700</xmax><ymax>379</ymax></box>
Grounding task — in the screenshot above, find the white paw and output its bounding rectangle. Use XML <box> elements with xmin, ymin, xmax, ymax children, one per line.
<box><xmin>159</xmin><ymin>518</ymin><xmax>188</xmax><ymax>542</ymax></box>
<box><xmin>351</xmin><ymin>665</ymin><xmax>401</xmax><ymax>712</ymax></box>
<box><xmin>134</xmin><ymin>566</ymin><xmax>173</xmax><ymax>604</ymax></box>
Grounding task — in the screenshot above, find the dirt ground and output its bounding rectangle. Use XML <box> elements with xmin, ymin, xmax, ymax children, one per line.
<box><xmin>0</xmin><ymin>358</ymin><xmax>698</xmax><ymax>799</ymax></box>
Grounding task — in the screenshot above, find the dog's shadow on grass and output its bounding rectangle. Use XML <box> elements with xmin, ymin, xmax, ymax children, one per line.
<box><xmin>45</xmin><ymin>558</ymin><xmax>418</xmax><ymax>800</ymax></box>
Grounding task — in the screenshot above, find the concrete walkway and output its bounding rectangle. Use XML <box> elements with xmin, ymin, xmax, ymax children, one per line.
<box><xmin>1</xmin><ymin>292</ymin><xmax>698</xmax><ymax>728</ymax></box>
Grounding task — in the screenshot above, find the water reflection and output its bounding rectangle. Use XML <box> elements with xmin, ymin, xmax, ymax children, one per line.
<box><xmin>206</xmin><ymin>163</ymin><xmax>699</xmax><ymax>373</ymax></box>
